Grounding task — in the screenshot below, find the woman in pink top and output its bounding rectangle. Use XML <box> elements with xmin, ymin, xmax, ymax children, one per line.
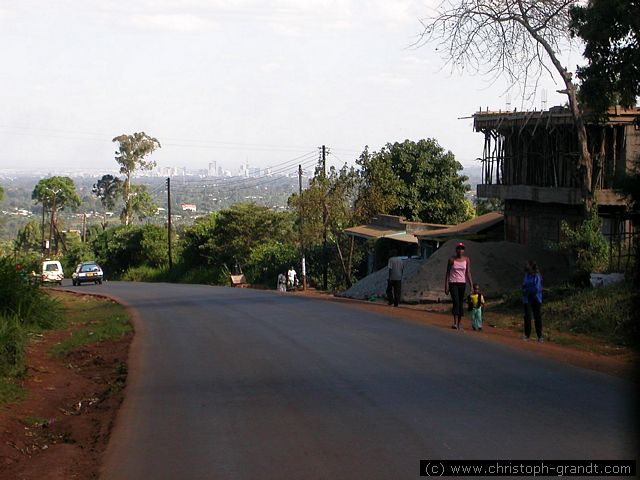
<box><xmin>444</xmin><ymin>242</ymin><xmax>473</xmax><ymax>330</ymax></box>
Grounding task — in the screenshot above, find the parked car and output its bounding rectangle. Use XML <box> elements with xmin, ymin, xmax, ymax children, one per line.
<box><xmin>72</xmin><ymin>261</ymin><xmax>104</xmax><ymax>286</ymax></box>
<box><xmin>41</xmin><ymin>260</ymin><xmax>64</xmax><ymax>285</ymax></box>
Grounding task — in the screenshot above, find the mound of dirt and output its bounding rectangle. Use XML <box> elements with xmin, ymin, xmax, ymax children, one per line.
<box><xmin>340</xmin><ymin>239</ymin><xmax>570</xmax><ymax>302</ymax></box>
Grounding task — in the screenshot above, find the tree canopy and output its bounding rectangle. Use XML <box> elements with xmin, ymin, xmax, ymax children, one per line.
<box><xmin>112</xmin><ymin>132</ymin><xmax>161</xmax><ymax>226</ymax></box>
<box><xmin>32</xmin><ymin>176</ymin><xmax>81</xmax><ymax>212</ymax></box>
<box><xmin>93</xmin><ymin>174</ymin><xmax>122</xmax><ymax>211</ymax></box>
<box><xmin>289</xmin><ymin>162</ymin><xmax>361</xmax><ymax>288</ymax></box>
<box><xmin>355</xmin><ymin>139</ymin><xmax>472</xmax><ymax>225</ymax></box>
<box><xmin>570</xmin><ymin>0</ymin><xmax>640</xmax><ymax>117</ymax></box>
<box><xmin>184</xmin><ymin>203</ymin><xmax>296</xmax><ymax>270</ymax></box>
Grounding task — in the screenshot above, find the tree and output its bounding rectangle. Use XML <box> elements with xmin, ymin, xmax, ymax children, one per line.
<box><xmin>418</xmin><ymin>0</ymin><xmax>594</xmax><ymax>202</ymax></box>
<box><xmin>112</xmin><ymin>132</ymin><xmax>161</xmax><ymax>226</ymax></box>
<box><xmin>356</xmin><ymin>139</ymin><xmax>472</xmax><ymax>224</ymax></box>
<box><xmin>205</xmin><ymin>203</ymin><xmax>296</xmax><ymax>270</ymax></box>
<box><xmin>0</xmin><ymin>185</ymin><xmax>4</xmax><ymax>202</ymax></box>
<box><xmin>290</xmin><ymin>162</ymin><xmax>361</xmax><ymax>289</ymax></box>
<box><xmin>92</xmin><ymin>174</ymin><xmax>123</xmax><ymax>228</ymax></box>
<box><xmin>32</xmin><ymin>177</ymin><xmax>81</xmax><ymax>254</ymax></box>
<box><xmin>15</xmin><ymin>220</ymin><xmax>42</xmax><ymax>254</ymax></box>
<box><xmin>570</xmin><ymin>0</ymin><xmax>640</xmax><ymax>117</ymax></box>
<box><xmin>92</xmin><ymin>224</ymin><xmax>168</xmax><ymax>277</ymax></box>
<box><xmin>126</xmin><ymin>184</ymin><xmax>158</xmax><ymax>223</ymax></box>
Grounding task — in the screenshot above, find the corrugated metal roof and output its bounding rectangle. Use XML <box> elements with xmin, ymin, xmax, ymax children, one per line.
<box><xmin>344</xmin><ymin>225</ymin><xmax>418</xmax><ymax>244</ymax></box>
<box><xmin>414</xmin><ymin>212</ymin><xmax>504</xmax><ymax>239</ymax></box>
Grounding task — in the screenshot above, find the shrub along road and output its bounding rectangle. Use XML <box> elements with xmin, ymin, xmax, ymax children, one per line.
<box><xmin>84</xmin><ymin>281</ymin><xmax>636</xmax><ymax>480</ymax></box>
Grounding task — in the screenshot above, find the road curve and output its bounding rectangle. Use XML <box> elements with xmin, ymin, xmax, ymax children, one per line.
<box><xmin>74</xmin><ymin>282</ymin><xmax>636</xmax><ymax>479</ymax></box>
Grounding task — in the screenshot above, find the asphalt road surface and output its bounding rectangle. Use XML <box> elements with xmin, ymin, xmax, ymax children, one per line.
<box><xmin>71</xmin><ymin>282</ymin><xmax>635</xmax><ymax>480</ymax></box>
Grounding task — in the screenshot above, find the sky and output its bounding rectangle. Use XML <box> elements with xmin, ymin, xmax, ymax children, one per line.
<box><xmin>0</xmin><ymin>1</ymin><xmax>580</xmax><ymax>176</ymax></box>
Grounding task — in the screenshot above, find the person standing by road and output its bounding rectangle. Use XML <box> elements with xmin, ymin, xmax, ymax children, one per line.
<box><xmin>444</xmin><ymin>242</ymin><xmax>473</xmax><ymax>330</ymax></box>
<box><xmin>386</xmin><ymin>249</ymin><xmax>404</xmax><ymax>307</ymax></box>
<box><xmin>277</xmin><ymin>272</ymin><xmax>287</xmax><ymax>292</ymax></box>
<box><xmin>522</xmin><ymin>260</ymin><xmax>543</xmax><ymax>342</ymax></box>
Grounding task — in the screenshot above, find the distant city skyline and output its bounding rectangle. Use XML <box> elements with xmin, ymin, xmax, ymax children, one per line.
<box><xmin>1</xmin><ymin>1</ymin><xmax>577</xmax><ymax>175</ymax></box>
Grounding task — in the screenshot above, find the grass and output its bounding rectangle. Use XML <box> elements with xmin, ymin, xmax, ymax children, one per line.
<box><xmin>21</xmin><ymin>415</ymin><xmax>49</xmax><ymax>428</ymax></box>
<box><xmin>486</xmin><ymin>283</ymin><xmax>639</xmax><ymax>351</ymax></box>
<box><xmin>47</xmin><ymin>293</ymin><xmax>132</xmax><ymax>358</ymax></box>
<box><xmin>0</xmin><ymin>378</ymin><xmax>26</xmax><ymax>404</ymax></box>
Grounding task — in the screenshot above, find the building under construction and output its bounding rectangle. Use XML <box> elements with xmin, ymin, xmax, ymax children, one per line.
<box><xmin>474</xmin><ymin>106</ymin><xmax>640</xmax><ymax>272</ymax></box>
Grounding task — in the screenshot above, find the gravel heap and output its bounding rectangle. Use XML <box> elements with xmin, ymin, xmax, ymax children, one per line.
<box><xmin>339</xmin><ymin>238</ymin><xmax>570</xmax><ymax>303</ymax></box>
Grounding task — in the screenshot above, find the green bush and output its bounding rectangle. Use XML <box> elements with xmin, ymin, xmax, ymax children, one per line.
<box><xmin>245</xmin><ymin>241</ymin><xmax>299</xmax><ymax>287</ymax></box>
<box><xmin>560</xmin><ymin>204</ymin><xmax>609</xmax><ymax>284</ymax></box>
<box><xmin>92</xmin><ymin>225</ymin><xmax>170</xmax><ymax>278</ymax></box>
<box><xmin>0</xmin><ymin>257</ymin><xmax>62</xmax><ymax>329</ymax></box>
<box><xmin>121</xmin><ymin>265</ymin><xmax>167</xmax><ymax>282</ymax></box>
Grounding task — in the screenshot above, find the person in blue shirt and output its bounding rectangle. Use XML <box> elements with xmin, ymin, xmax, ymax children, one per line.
<box><xmin>522</xmin><ymin>260</ymin><xmax>543</xmax><ymax>342</ymax></box>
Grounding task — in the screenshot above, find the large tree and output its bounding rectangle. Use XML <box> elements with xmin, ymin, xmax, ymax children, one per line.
<box><xmin>570</xmin><ymin>0</ymin><xmax>640</xmax><ymax>117</ymax></box>
<box><xmin>355</xmin><ymin>139</ymin><xmax>472</xmax><ymax>225</ymax></box>
<box><xmin>32</xmin><ymin>176</ymin><xmax>81</xmax><ymax>255</ymax></box>
<box><xmin>92</xmin><ymin>174</ymin><xmax>123</xmax><ymax>228</ymax></box>
<box><xmin>289</xmin><ymin>162</ymin><xmax>361</xmax><ymax>289</ymax></box>
<box><xmin>112</xmin><ymin>132</ymin><xmax>161</xmax><ymax>226</ymax></box>
<box><xmin>188</xmin><ymin>203</ymin><xmax>296</xmax><ymax>271</ymax></box>
<box><xmin>418</xmin><ymin>0</ymin><xmax>594</xmax><ymax>203</ymax></box>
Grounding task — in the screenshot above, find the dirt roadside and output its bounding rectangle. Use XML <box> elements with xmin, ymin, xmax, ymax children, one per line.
<box><xmin>0</xmin><ymin>287</ymin><xmax>636</xmax><ymax>480</ymax></box>
<box><xmin>0</xmin><ymin>292</ymin><xmax>133</xmax><ymax>480</ymax></box>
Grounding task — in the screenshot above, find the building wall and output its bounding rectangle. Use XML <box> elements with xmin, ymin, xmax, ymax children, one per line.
<box><xmin>504</xmin><ymin>200</ymin><xmax>583</xmax><ymax>249</ymax></box>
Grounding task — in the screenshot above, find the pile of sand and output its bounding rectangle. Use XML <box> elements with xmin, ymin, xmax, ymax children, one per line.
<box><xmin>340</xmin><ymin>239</ymin><xmax>570</xmax><ymax>303</ymax></box>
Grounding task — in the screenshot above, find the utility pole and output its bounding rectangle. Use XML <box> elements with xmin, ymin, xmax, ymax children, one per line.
<box><xmin>298</xmin><ymin>164</ymin><xmax>306</xmax><ymax>290</ymax></box>
<box><xmin>167</xmin><ymin>177</ymin><xmax>173</xmax><ymax>270</ymax></box>
<box><xmin>321</xmin><ymin>145</ymin><xmax>328</xmax><ymax>291</ymax></box>
<box><xmin>82</xmin><ymin>213</ymin><xmax>87</xmax><ymax>243</ymax></box>
<box><xmin>41</xmin><ymin>203</ymin><xmax>46</xmax><ymax>257</ymax></box>
<box><xmin>48</xmin><ymin>192</ymin><xmax>57</xmax><ymax>258</ymax></box>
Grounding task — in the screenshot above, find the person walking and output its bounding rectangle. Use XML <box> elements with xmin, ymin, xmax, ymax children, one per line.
<box><xmin>467</xmin><ymin>283</ymin><xmax>485</xmax><ymax>331</ymax></box>
<box><xmin>386</xmin><ymin>249</ymin><xmax>404</xmax><ymax>307</ymax></box>
<box><xmin>444</xmin><ymin>242</ymin><xmax>473</xmax><ymax>330</ymax></box>
<box><xmin>287</xmin><ymin>266</ymin><xmax>298</xmax><ymax>290</ymax></box>
<box><xmin>522</xmin><ymin>260</ymin><xmax>543</xmax><ymax>342</ymax></box>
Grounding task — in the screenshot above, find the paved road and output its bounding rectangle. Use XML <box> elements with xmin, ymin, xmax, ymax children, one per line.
<box><xmin>75</xmin><ymin>282</ymin><xmax>635</xmax><ymax>479</ymax></box>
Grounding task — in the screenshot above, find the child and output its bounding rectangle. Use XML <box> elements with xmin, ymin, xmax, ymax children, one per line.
<box><xmin>467</xmin><ymin>283</ymin><xmax>485</xmax><ymax>331</ymax></box>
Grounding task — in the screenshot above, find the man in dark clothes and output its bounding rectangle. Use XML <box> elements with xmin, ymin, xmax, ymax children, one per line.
<box><xmin>386</xmin><ymin>249</ymin><xmax>404</xmax><ymax>307</ymax></box>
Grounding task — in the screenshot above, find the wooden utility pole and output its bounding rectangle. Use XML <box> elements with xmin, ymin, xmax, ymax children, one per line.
<box><xmin>82</xmin><ymin>213</ymin><xmax>87</xmax><ymax>243</ymax></box>
<box><xmin>167</xmin><ymin>177</ymin><xmax>173</xmax><ymax>270</ymax></box>
<box><xmin>48</xmin><ymin>193</ymin><xmax>57</xmax><ymax>258</ymax></box>
<box><xmin>298</xmin><ymin>164</ymin><xmax>306</xmax><ymax>290</ymax></box>
<box><xmin>321</xmin><ymin>145</ymin><xmax>328</xmax><ymax>291</ymax></box>
<box><xmin>41</xmin><ymin>204</ymin><xmax>46</xmax><ymax>256</ymax></box>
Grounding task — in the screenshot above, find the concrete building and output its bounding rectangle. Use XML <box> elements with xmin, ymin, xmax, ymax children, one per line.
<box><xmin>474</xmin><ymin>106</ymin><xmax>639</xmax><ymax>271</ymax></box>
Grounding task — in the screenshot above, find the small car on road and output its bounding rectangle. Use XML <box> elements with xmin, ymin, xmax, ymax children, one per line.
<box><xmin>72</xmin><ymin>261</ymin><xmax>104</xmax><ymax>286</ymax></box>
<box><xmin>41</xmin><ymin>260</ymin><xmax>64</xmax><ymax>285</ymax></box>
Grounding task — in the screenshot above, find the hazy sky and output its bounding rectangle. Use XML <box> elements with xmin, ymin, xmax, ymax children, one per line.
<box><xmin>0</xmin><ymin>1</ymin><xmax>577</xmax><ymax>175</ymax></box>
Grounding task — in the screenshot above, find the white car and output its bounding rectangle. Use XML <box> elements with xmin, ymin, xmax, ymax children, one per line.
<box><xmin>72</xmin><ymin>261</ymin><xmax>104</xmax><ymax>286</ymax></box>
<box><xmin>41</xmin><ymin>260</ymin><xmax>64</xmax><ymax>285</ymax></box>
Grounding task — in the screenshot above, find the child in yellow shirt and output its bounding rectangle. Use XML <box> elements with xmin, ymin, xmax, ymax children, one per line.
<box><xmin>467</xmin><ymin>283</ymin><xmax>485</xmax><ymax>331</ymax></box>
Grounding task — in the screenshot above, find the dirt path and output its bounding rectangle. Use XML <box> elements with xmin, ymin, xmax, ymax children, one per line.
<box><xmin>0</xmin><ymin>293</ymin><xmax>132</xmax><ymax>480</ymax></box>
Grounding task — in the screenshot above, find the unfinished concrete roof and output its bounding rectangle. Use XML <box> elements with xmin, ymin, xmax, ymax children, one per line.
<box><xmin>474</xmin><ymin>105</ymin><xmax>640</xmax><ymax>130</ymax></box>
<box><xmin>414</xmin><ymin>212</ymin><xmax>504</xmax><ymax>240</ymax></box>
